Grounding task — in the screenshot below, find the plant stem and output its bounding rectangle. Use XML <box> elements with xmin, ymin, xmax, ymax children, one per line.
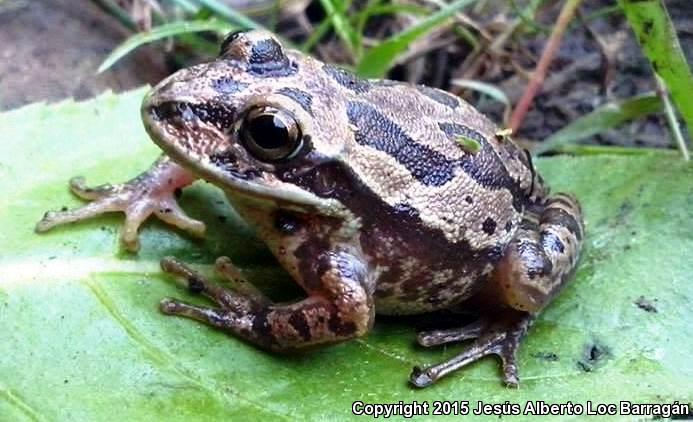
<box><xmin>655</xmin><ymin>74</ymin><xmax>690</xmax><ymax>161</ymax></box>
<box><xmin>509</xmin><ymin>0</ymin><xmax>584</xmax><ymax>133</ymax></box>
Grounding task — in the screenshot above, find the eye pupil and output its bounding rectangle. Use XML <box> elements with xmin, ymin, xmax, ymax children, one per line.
<box><xmin>240</xmin><ymin>106</ymin><xmax>302</xmax><ymax>161</ymax></box>
<box><xmin>248</xmin><ymin>114</ymin><xmax>289</xmax><ymax>150</ymax></box>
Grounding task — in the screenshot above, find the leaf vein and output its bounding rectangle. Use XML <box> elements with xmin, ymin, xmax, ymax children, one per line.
<box><xmin>0</xmin><ymin>384</ymin><xmax>46</xmax><ymax>422</ymax></box>
<box><xmin>83</xmin><ymin>278</ymin><xmax>292</xmax><ymax>420</ymax></box>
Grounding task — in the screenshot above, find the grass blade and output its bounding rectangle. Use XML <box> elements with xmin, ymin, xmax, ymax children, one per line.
<box><xmin>656</xmin><ymin>74</ymin><xmax>690</xmax><ymax>160</ymax></box>
<box><xmin>193</xmin><ymin>0</ymin><xmax>263</xmax><ymax>29</ymax></box>
<box><xmin>537</xmin><ymin>93</ymin><xmax>663</xmax><ymax>154</ymax></box>
<box><xmin>319</xmin><ymin>0</ymin><xmax>358</xmax><ymax>57</ymax></box>
<box><xmin>451</xmin><ymin>79</ymin><xmax>509</xmax><ymax>106</ymax></box>
<box><xmin>355</xmin><ymin>0</ymin><xmax>478</xmax><ymax>78</ymax></box>
<box><xmin>167</xmin><ymin>0</ymin><xmax>200</xmax><ymax>13</ymax></box>
<box><xmin>620</xmin><ymin>0</ymin><xmax>693</xmax><ymax>146</ymax></box>
<box><xmin>98</xmin><ymin>20</ymin><xmax>233</xmax><ymax>73</ymax></box>
<box><xmin>300</xmin><ymin>18</ymin><xmax>334</xmax><ymax>52</ymax></box>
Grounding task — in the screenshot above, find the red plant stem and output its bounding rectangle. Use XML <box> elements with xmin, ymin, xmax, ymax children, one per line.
<box><xmin>509</xmin><ymin>0</ymin><xmax>584</xmax><ymax>133</ymax></box>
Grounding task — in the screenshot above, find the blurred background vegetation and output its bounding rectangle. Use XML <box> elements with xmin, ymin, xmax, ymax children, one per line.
<box><xmin>1</xmin><ymin>0</ymin><xmax>691</xmax><ymax>157</ymax></box>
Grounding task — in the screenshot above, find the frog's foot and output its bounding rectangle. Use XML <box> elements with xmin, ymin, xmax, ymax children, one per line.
<box><xmin>159</xmin><ymin>252</ymin><xmax>374</xmax><ymax>351</ymax></box>
<box><xmin>35</xmin><ymin>156</ymin><xmax>203</xmax><ymax>251</ymax></box>
<box><xmin>160</xmin><ymin>256</ymin><xmax>284</xmax><ymax>349</ymax></box>
<box><xmin>410</xmin><ymin>311</ymin><xmax>534</xmax><ymax>388</ymax></box>
<box><xmin>160</xmin><ymin>256</ymin><xmax>270</xmax><ymax>309</ymax></box>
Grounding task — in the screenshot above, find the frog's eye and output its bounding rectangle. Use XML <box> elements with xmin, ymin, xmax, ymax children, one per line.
<box><xmin>239</xmin><ymin>106</ymin><xmax>303</xmax><ymax>162</ymax></box>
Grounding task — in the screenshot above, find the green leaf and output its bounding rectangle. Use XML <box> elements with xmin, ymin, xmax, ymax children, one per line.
<box><xmin>356</xmin><ymin>0</ymin><xmax>478</xmax><ymax>78</ymax></box>
<box><xmin>98</xmin><ymin>20</ymin><xmax>235</xmax><ymax>73</ymax></box>
<box><xmin>1</xmin><ymin>90</ymin><xmax>692</xmax><ymax>420</ymax></box>
<box><xmin>537</xmin><ymin>93</ymin><xmax>663</xmax><ymax>154</ymax></box>
<box><xmin>620</xmin><ymin>0</ymin><xmax>693</xmax><ymax>142</ymax></box>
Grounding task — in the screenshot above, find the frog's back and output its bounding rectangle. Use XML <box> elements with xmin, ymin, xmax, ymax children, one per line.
<box><xmin>280</xmin><ymin>60</ymin><xmax>537</xmax><ymax>313</ymax></box>
<box><xmin>311</xmin><ymin>72</ymin><xmax>533</xmax><ymax>245</ymax></box>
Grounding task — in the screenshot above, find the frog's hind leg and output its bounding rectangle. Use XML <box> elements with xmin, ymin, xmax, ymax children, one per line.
<box><xmin>35</xmin><ymin>155</ymin><xmax>204</xmax><ymax>251</ymax></box>
<box><xmin>411</xmin><ymin>193</ymin><xmax>584</xmax><ymax>388</ymax></box>
<box><xmin>158</xmin><ymin>253</ymin><xmax>374</xmax><ymax>351</ymax></box>
<box><xmin>492</xmin><ymin>192</ymin><xmax>584</xmax><ymax>313</ymax></box>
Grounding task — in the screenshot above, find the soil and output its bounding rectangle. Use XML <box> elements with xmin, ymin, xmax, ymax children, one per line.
<box><xmin>0</xmin><ymin>0</ymin><xmax>169</xmax><ymax>110</ymax></box>
<box><xmin>0</xmin><ymin>0</ymin><xmax>691</xmax><ymax>149</ymax></box>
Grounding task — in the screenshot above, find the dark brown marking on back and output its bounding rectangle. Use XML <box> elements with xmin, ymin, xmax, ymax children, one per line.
<box><xmin>347</xmin><ymin>101</ymin><xmax>457</xmax><ymax>186</ymax></box>
<box><xmin>416</xmin><ymin>85</ymin><xmax>459</xmax><ymax>109</ymax></box>
<box><xmin>323</xmin><ymin>64</ymin><xmax>371</xmax><ymax>93</ymax></box>
<box><xmin>482</xmin><ymin>217</ymin><xmax>497</xmax><ymax>235</ymax></box>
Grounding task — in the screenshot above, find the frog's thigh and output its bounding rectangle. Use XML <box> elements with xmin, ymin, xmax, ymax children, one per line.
<box><xmin>160</xmin><ymin>252</ymin><xmax>374</xmax><ymax>350</ymax></box>
<box><xmin>491</xmin><ymin>193</ymin><xmax>584</xmax><ymax>313</ymax></box>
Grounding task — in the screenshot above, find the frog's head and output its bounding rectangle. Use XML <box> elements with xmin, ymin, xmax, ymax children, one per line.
<box><xmin>142</xmin><ymin>29</ymin><xmax>363</xmax><ymax>214</ymax></box>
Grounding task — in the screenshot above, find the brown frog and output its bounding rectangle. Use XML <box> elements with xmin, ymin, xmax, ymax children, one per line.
<box><xmin>37</xmin><ymin>30</ymin><xmax>584</xmax><ymax>387</ymax></box>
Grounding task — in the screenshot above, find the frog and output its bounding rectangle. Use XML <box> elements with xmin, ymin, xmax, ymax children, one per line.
<box><xmin>36</xmin><ymin>30</ymin><xmax>584</xmax><ymax>388</ymax></box>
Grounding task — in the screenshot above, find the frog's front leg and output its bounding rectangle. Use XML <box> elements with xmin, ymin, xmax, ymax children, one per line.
<box><xmin>411</xmin><ymin>193</ymin><xmax>584</xmax><ymax>388</ymax></box>
<box><xmin>159</xmin><ymin>251</ymin><xmax>374</xmax><ymax>350</ymax></box>
<box><xmin>35</xmin><ymin>155</ymin><xmax>205</xmax><ymax>251</ymax></box>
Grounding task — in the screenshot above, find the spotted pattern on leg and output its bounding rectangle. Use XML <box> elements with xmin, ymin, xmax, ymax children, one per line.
<box><xmin>159</xmin><ymin>250</ymin><xmax>374</xmax><ymax>351</ymax></box>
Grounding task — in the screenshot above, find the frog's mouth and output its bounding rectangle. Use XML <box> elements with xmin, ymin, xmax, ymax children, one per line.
<box><xmin>142</xmin><ymin>98</ymin><xmax>333</xmax><ymax>212</ymax></box>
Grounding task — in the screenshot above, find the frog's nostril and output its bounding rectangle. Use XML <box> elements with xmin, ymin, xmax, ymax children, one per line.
<box><xmin>150</xmin><ymin>102</ymin><xmax>192</xmax><ymax>122</ymax></box>
<box><xmin>150</xmin><ymin>102</ymin><xmax>177</xmax><ymax>121</ymax></box>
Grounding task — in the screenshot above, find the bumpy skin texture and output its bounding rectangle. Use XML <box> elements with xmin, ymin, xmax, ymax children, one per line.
<box><xmin>37</xmin><ymin>30</ymin><xmax>584</xmax><ymax>387</ymax></box>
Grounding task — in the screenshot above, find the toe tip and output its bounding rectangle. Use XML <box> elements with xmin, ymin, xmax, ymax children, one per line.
<box><xmin>409</xmin><ymin>366</ymin><xmax>434</xmax><ymax>388</ymax></box>
<box><xmin>160</xmin><ymin>256</ymin><xmax>177</xmax><ymax>271</ymax></box>
<box><xmin>35</xmin><ymin>212</ymin><xmax>57</xmax><ymax>232</ymax></box>
<box><xmin>159</xmin><ymin>298</ymin><xmax>177</xmax><ymax>314</ymax></box>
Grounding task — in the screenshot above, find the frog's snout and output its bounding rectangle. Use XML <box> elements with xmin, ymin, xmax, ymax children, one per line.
<box><xmin>145</xmin><ymin>99</ymin><xmax>236</xmax><ymax>133</ymax></box>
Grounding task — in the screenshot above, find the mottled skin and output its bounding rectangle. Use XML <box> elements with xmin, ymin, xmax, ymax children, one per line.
<box><xmin>37</xmin><ymin>30</ymin><xmax>584</xmax><ymax>387</ymax></box>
